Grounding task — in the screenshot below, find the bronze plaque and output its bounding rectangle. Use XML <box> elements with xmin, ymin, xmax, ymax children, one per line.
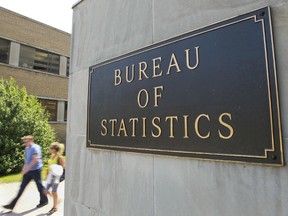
<box><xmin>87</xmin><ymin>7</ymin><xmax>284</xmax><ymax>166</ymax></box>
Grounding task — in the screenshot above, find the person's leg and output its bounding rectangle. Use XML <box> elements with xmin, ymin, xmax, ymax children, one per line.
<box><xmin>51</xmin><ymin>182</ymin><xmax>59</xmax><ymax>208</ymax></box>
<box><xmin>43</xmin><ymin>183</ymin><xmax>52</xmax><ymax>196</ymax></box>
<box><xmin>31</xmin><ymin>169</ymin><xmax>48</xmax><ymax>205</ymax></box>
<box><xmin>8</xmin><ymin>173</ymin><xmax>32</xmax><ymax>208</ymax></box>
<box><xmin>52</xmin><ymin>192</ymin><xmax>58</xmax><ymax>208</ymax></box>
<box><xmin>46</xmin><ymin>182</ymin><xmax>59</xmax><ymax>215</ymax></box>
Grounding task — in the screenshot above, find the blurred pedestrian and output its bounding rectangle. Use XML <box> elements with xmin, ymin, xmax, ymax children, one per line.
<box><xmin>43</xmin><ymin>142</ymin><xmax>65</xmax><ymax>215</ymax></box>
<box><xmin>3</xmin><ymin>135</ymin><xmax>48</xmax><ymax>210</ymax></box>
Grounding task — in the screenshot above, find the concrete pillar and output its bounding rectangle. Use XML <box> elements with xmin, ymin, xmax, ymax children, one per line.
<box><xmin>66</xmin><ymin>1</ymin><xmax>288</xmax><ymax>216</ymax></box>
<box><xmin>57</xmin><ymin>101</ymin><xmax>65</xmax><ymax>122</ymax></box>
<box><xmin>59</xmin><ymin>56</ymin><xmax>67</xmax><ymax>76</ymax></box>
<box><xmin>9</xmin><ymin>41</ymin><xmax>20</xmax><ymax>66</ymax></box>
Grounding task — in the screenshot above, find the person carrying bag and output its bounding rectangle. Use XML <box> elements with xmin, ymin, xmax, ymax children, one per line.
<box><xmin>43</xmin><ymin>142</ymin><xmax>65</xmax><ymax>215</ymax></box>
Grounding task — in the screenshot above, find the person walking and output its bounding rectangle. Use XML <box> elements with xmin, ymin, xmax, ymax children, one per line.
<box><xmin>43</xmin><ymin>142</ymin><xmax>65</xmax><ymax>215</ymax></box>
<box><xmin>3</xmin><ymin>135</ymin><xmax>48</xmax><ymax>210</ymax></box>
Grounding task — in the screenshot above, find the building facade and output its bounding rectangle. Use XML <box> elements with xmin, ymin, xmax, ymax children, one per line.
<box><xmin>0</xmin><ymin>7</ymin><xmax>70</xmax><ymax>143</ymax></box>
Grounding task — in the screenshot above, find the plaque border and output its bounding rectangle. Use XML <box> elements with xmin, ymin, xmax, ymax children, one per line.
<box><xmin>86</xmin><ymin>6</ymin><xmax>284</xmax><ymax>166</ymax></box>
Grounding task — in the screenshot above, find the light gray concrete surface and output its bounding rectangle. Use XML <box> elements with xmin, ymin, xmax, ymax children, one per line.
<box><xmin>59</xmin><ymin>56</ymin><xmax>68</xmax><ymax>77</ymax></box>
<box><xmin>0</xmin><ymin>181</ymin><xmax>65</xmax><ymax>216</ymax></box>
<box><xmin>57</xmin><ymin>101</ymin><xmax>65</xmax><ymax>122</ymax></box>
<box><xmin>66</xmin><ymin>0</ymin><xmax>288</xmax><ymax>215</ymax></box>
<box><xmin>70</xmin><ymin>0</ymin><xmax>153</xmax><ymax>74</ymax></box>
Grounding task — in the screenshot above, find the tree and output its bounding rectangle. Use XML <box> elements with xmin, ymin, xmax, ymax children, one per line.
<box><xmin>0</xmin><ymin>78</ymin><xmax>56</xmax><ymax>175</ymax></box>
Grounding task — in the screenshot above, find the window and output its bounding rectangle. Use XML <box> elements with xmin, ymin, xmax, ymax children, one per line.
<box><xmin>38</xmin><ymin>99</ymin><xmax>58</xmax><ymax>121</ymax></box>
<box><xmin>66</xmin><ymin>57</ymin><xmax>70</xmax><ymax>76</ymax></box>
<box><xmin>64</xmin><ymin>101</ymin><xmax>68</xmax><ymax>122</ymax></box>
<box><xmin>0</xmin><ymin>38</ymin><xmax>10</xmax><ymax>64</ymax></box>
<box><xmin>19</xmin><ymin>45</ymin><xmax>60</xmax><ymax>75</ymax></box>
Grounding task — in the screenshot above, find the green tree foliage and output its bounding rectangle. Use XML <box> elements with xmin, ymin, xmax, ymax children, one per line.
<box><xmin>0</xmin><ymin>78</ymin><xmax>55</xmax><ymax>175</ymax></box>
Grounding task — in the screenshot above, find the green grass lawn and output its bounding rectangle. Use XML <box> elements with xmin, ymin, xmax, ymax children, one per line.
<box><xmin>0</xmin><ymin>156</ymin><xmax>65</xmax><ymax>183</ymax></box>
<box><xmin>0</xmin><ymin>166</ymin><xmax>48</xmax><ymax>184</ymax></box>
<box><xmin>0</xmin><ymin>172</ymin><xmax>48</xmax><ymax>184</ymax></box>
<box><xmin>0</xmin><ymin>156</ymin><xmax>66</xmax><ymax>184</ymax></box>
<box><xmin>0</xmin><ymin>172</ymin><xmax>23</xmax><ymax>183</ymax></box>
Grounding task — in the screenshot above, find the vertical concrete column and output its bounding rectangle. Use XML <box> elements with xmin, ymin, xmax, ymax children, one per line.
<box><xmin>67</xmin><ymin>1</ymin><xmax>288</xmax><ymax>216</ymax></box>
<box><xmin>57</xmin><ymin>101</ymin><xmax>65</xmax><ymax>122</ymax></box>
<box><xmin>59</xmin><ymin>56</ymin><xmax>67</xmax><ymax>76</ymax></box>
<box><xmin>9</xmin><ymin>41</ymin><xmax>20</xmax><ymax>66</ymax></box>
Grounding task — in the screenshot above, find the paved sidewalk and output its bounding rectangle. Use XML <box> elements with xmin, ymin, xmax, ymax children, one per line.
<box><xmin>0</xmin><ymin>181</ymin><xmax>65</xmax><ymax>216</ymax></box>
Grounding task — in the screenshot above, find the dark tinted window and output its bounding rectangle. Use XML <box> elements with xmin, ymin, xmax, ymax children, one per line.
<box><xmin>38</xmin><ymin>99</ymin><xmax>58</xmax><ymax>121</ymax></box>
<box><xmin>64</xmin><ymin>101</ymin><xmax>68</xmax><ymax>122</ymax></box>
<box><xmin>66</xmin><ymin>58</ymin><xmax>70</xmax><ymax>76</ymax></box>
<box><xmin>0</xmin><ymin>38</ymin><xmax>10</xmax><ymax>64</ymax></box>
<box><xmin>19</xmin><ymin>45</ymin><xmax>60</xmax><ymax>75</ymax></box>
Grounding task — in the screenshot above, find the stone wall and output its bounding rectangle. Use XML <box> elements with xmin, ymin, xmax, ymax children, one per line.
<box><xmin>50</xmin><ymin>123</ymin><xmax>67</xmax><ymax>144</ymax></box>
<box><xmin>0</xmin><ymin>64</ymin><xmax>68</xmax><ymax>99</ymax></box>
<box><xmin>65</xmin><ymin>0</ymin><xmax>288</xmax><ymax>215</ymax></box>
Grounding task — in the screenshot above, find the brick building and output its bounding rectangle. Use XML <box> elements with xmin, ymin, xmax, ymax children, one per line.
<box><xmin>0</xmin><ymin>7</ymin><xmax>70</xmax><ymax>143</ymax></box>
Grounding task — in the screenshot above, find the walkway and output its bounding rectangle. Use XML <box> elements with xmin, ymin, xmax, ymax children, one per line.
<box><xmin>0</xmin><ymin>181</ymin><xmax>64</xmax><ymax>216</ymax></box>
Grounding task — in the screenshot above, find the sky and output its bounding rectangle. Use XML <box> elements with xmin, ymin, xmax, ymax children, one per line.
<box><xmin>0</xmin><ymin>0</ymin><xmax>77</xmax><ymax>33</ymax></box>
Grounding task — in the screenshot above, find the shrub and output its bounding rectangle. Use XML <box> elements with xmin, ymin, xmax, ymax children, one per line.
<box><xmin>0</xmin><ymin>78</ymin><xmax>55</xmax><ymax>175</ymax></box>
